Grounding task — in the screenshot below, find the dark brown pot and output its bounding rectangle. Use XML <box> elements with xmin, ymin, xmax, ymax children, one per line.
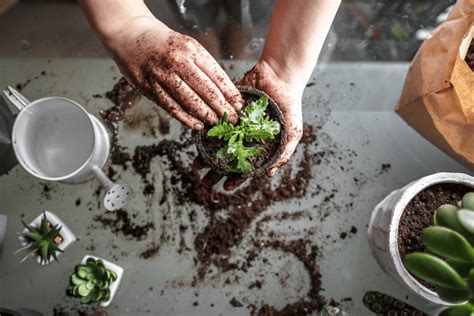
<box><xmin>194</xmin><ymin>86</ymin><xmax>286</xmax><ymax>178</ymax></box>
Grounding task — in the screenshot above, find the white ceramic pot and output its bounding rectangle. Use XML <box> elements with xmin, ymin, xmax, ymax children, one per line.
<box><xmin>18</xmin><ymin>211</ymin><xmax>76</xmax><ymax>265</ymax></box>
<box><xmin>368</xmin><ymin>172</ymin><xmax>474</xmax><ymax>308</ymax></box>
<box><xmin>81</xmin><ymin>255</ymin><xmax>124</xmax><ymax>307</ymax></box>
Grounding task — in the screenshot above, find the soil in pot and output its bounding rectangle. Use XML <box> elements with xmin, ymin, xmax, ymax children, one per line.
<box><xmin>398</xmin><ymin>183</ymin><xmax>471</xmax><ymax>289</ymax></box>
<box><xmin>466</xmin><ymin>39</ymin><xmax>474</xmax><ymax>71</ymax></box>
<box><xmin>199</xmin><ymin>92</ymin><xmax>282</xmax><ymax>173</ymax></box>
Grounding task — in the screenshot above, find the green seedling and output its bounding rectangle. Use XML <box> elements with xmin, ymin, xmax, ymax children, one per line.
<box><xmin>404</xmin><ymin>192</ymin><xmax>474</xmax><ymax>315</ymax></box>
<box><xmin>15</xmin><ymin>211</ymin><xmax>63</xmax><ymax>264</ymax></box>
<box><xmin>207</xmin><ymin>96</ymin><xmax>281</xmax><ymax>173</ymax></box>
<box><xmin>69</xmin><ymin>257</ymin><xmax>117</xmax><ymax>305</ymax></box>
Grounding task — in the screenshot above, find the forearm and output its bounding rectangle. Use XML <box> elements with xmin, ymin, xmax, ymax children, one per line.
<box><xmin>79</xmin><ymin>0</ymin><xmax>158</xmax><ymax>43</ymax></box>
<box><xmin>262</xmin><ymin>0</ymin><xmax>340</xmax><ymax>87</ymax></box>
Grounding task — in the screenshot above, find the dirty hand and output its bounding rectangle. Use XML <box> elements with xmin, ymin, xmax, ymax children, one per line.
<box><xmin>103</xmin><ymin>17</ymin><xmax>243</xmax><ymax>130</ymax></box>
<box><xmin>239</xmin><ymin>59</ymin><xmax>304</xmax><ymax>176</ymax></box>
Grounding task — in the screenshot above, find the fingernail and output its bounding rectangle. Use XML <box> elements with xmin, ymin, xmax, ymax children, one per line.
<box><xmin>194</xmin><ymin>122</ymin><xmax>204</xmax><ymax>131</ymax></box>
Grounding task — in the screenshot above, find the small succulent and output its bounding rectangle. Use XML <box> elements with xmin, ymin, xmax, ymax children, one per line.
<box><xmin>15</xmin><ymin>211</ymin><xmax>63</xmax><ymax>264</ymax></box>
<box><xmin>69</xmin><ymin>257</ymin><xmax>117</xmax><ymax>304</ymax></box>
<box><xmin>404</xmin><ymin>192</ymin><xmax>474</xmax><ymax>315</ymax></box>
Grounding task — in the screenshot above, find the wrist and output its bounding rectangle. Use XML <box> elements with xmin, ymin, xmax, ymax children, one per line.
<box><xmin>259</xmin><ymin>57</ymin><xmax>307</xmax><ymax>95</ymax></box>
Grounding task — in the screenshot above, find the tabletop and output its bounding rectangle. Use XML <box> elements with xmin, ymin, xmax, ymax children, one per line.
<box><xmin>0</xmin><ymin>58</ymin><xmax>469</xmax><ymax>315</ymax></box>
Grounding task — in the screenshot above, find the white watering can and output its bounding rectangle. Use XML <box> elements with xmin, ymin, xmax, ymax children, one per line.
<box><xmin>2</xmin><ymin>86</ymin><xmax>132</xmax><ymax>212</ymax></box>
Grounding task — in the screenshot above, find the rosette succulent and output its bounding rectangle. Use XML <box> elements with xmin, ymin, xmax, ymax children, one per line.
<box><xmin>69</xmin><ymin>257</ymin><xmax>117</xmax><ymax>304</ymax></box>
<box><xmin>15</xmin><ymin>211</ymin><xmax>63</xmax><ymax>264</ymax></box>
<box><xmin>404</xmin><ymin>192</ymin><xmax>474</xmax><ymax>315</ymax></box>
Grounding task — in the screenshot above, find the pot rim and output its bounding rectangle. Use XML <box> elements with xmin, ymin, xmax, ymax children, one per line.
<box><xmin>389</xmin><ymin>172</ymin><xmax>474</xmax><ymax>305</ymax></box>
<box><xmin>194</xmin><ymin>85</ymin><xmax>286</xmax><ymax>178</ymax></box>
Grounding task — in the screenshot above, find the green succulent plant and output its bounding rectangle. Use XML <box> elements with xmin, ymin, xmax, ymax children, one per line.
<box><xmin>69</xmin><ymin>257</ymin><xmax>117</xmax><ymax>304</ymax></box>
<box><xmin>15</xmin><ymin>211</ymin><xmax>63</xmax><ymax>264</ymax></box>
<box><xmin>404</xmin><ymin>192</ymin><xmax>474</xmax><ymax>316</ymax></box>
<box><xmin>319</xmin><ymin>305</ymin><xmax>348</xmax><ymax>316</ymax></box>
<box><xmin>207</xmin><ymin>95</ymin><xmax>281</xmax><ymax>173</ymax></box>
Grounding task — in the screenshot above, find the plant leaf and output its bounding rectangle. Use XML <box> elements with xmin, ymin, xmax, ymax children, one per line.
<box><xmin>436</xmin><ymin>204</ymin><xmax>474</xmax><ymax>244</ymax></box>
<box><xmin>244</xmin><ymin>96</ymin><xmax>268</xmax><ymax>122</ymax></box>
<box><xmin>468</xmin><ymin>268</ymin><xmax>474</xmax><ymax>296</ymax></box>
<box><xmin>422</xmin><ymin>227</ymin><xmax>474</xmax><ymax>262</ymax></box>
<box><xmin>437</xmin><ymin>286</ymin><xmax>470</xmax><ymax>304</ymax></box>
<box><xmin>439</xmin><ymin>304</ymin><xmax>474</xmax><ymax>316</ymax></box>
<box><xmin>447</xmin><ymin>259</ymin><xmax>474</xmax><ymax>279</ymax></box>
<box><xmin>404</xmin><ymin>252</ymin><xmax>468</xmax><ymax>290</ymax></box>
<box><xmin>462</xmin><ymin>193</ymin><xmax>474</xmax><ymax>211</ymax></box>
<box><xmin>71</xmin><ymin>274</ymin><xmax>86</xmax><ymax>286</ymax></box>
<box><xmin>458</xmin><ymin>209</ymin><xmax>474</xmax><ymax>234</ymax></box>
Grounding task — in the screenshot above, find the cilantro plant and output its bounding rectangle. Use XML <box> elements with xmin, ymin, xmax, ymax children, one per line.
<box><xmin>207</xmin><ymin>96</ymin><xmax>281</xmax><ymax>173</ymax></box>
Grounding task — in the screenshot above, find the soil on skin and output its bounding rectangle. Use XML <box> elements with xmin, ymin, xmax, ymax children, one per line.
<box><xmin>199</xmin><ymin>92</ymin><xmax>281</xmax><ymax>173</ymax></box>
<box><xmin>466</xmin><ymin>39</ymin><xmax>474</xmax><ymax>71</ymax></box>
<box><xmin>398</xmin><ymin>183</ymin><xmax>471</xmax><ymax>289</ymax></box>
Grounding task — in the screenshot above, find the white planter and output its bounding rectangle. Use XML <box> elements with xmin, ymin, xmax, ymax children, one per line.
<box><xmin>368</xmin><ymin>172</ymin><xmax>474</xmax><ymax>309</ymax></box>
<box><xmin>18</xmin><ymin>211</ymin><xmax>76</xmax><ymax>265</ymax></box>
<box><xmin>81</xmin><ymin>255</ymin><xmax>124</xmax><ymax>307</ymax></box>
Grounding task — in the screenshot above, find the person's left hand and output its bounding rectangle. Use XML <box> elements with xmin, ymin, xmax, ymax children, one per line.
<box><xmin>194</xmin><ymin>58</ymin><xmax>304</xmax><ymax>191</ymax></box>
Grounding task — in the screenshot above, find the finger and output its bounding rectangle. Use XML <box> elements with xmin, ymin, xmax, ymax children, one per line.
<box><xmin>193</xmin><ymin>49</ymin><xmax>243</xmax><ymax>111</ymax></box>
<box><xmin>149</xmin><ymin>81</ymin><xmax>204</xmax><ymax>130</ymax></box>
<box><xmin>223</xmin><ymin>174</ymin><xmax>246</xmax><ymax>191</ymax></box>
<box><xmin>266</xmin><ymin>139</ymin><xmax>299</xmax><ymax>176</ymax></box>
<box><xmin>177</xmin><ymin>63</ymin><xmax>239</xmax><ymax>123</ymax></box>
<box><xmin>152</xmin><ymin>68</ymin><xmax>219</xmax><ymax>126</ymax></box>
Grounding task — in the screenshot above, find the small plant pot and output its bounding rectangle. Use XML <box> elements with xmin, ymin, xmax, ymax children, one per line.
<box><xmin>194</xmin><ymin>85</ymin><xmax>286</xmax><ymax>178</ymax></box>
<box><xmin>18</xmin><ymin>211</ymin><xmax>76</xmax><ymax>265</ymax></box>
<box><xmin>81</xmin><ymin>255</ymin><xmax>124</xmax><ymax>307</ymax></box>
<box><xmin>368</xmin><ymin>172</ymin><xmax>474</xmax><ymax>308</ymax></box>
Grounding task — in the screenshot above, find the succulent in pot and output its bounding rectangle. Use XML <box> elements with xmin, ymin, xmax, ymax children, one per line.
<box><xmin>15</xmin><ymin>211</ymin><xmax>75</xmax><ymax>265</ymax></box>
<box><xmin>368</xmin><ymin>172</ymin><xmax>474</xmax><ymax>311</ymax></box>
<box><xmin>69</xmin><ymin>255</ymin><xmax>124</xmax><ymax>307</ymax></box>
<box><xmin>195</xmin><ymin>86</ymin><xmax>285</xmax><ymax>177</ymax></box>
<box><xmin>404</xmin><ymin>192</ymin><xmax>474</xmax><ymax>315</ymax></box>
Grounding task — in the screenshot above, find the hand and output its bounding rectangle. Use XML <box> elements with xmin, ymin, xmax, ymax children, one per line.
<box><xmin>239</xmin><ymin>59</ymin><xmax>304</xmax><ymax>176</ymax></box>
<box><xmin>105</xmin><ymin>16</ymin><xmax>243</xmax><ymax>130</ymax></box>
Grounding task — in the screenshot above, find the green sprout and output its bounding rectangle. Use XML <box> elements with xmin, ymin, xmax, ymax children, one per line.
<box><xmin>207</xmin><ymin>96</ymin><xmax>281</xmax><ymax>173</ymax></box>
<box><xmin>15</xmin><ymin>211</ymin><xmax>63</xmax><ymax>264</ymax></box>
<box><xmin>69</xmin><ymin>257</ymin><xmax>117</xmax><ymax>304</ymax></box>
<box><xmin>404</xmin><ymin>192</ymin><xmax>474</xmax><ymax>315</ymax></box>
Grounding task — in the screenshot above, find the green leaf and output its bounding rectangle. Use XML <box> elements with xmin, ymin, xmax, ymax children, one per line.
<box><xmin>78</xmin><ymin>283</ymin><xmax>91</xmax><ymax>297</ymax></box>
<box><xmin>404</xmin><ymin>252</ymin><xmax>468</xmax><ymax>290</ymax></box>
<box><xmin>422</xmin><ymin>227</ymin><xmax>474</xmax><ymax>262</ymax></box>
<box><xmin>244</xmin><ymin>96</ymin><xmax>268</xmax><ymax>122</ymax></box>
<box><xmin>462</xmin><ymin>193</ymin><xmax>474</xmax><ymax>211</ymax></box>
<box><xmin>77</xmin><ymin>267</ymin><xmax>89</xmax><ymax>279</ymax></box>
<box><xmin>437</xmin><ymin>286</ymin><xmax>470</xmax><ymax>304</ymax></box>
<box><xmin>80</xmin><ymin>292</ymin><xmax>93</xmax><ymax>304</ymax></box>
<box><xmin>71</xmin><ymin>274</ymin><xmax>86</xmax><ymax>285</ymax></box>
<box><xmin>468</xmin><ymin>268</ymin><xmax>474</xmax><ymax>295</ymax></box>
<box><xmin>448</xmin><ymin>259</ymin><xmax>474</xmax><ymax>278</ymax></box>
<box><xmin>436</xmin><ymin>205</ymin><xmax>474</xmax><ymax>244</ymax></box>
<box><xmin>86</xmin><ymin>280</ymin><xmax>95</xmax><ymax>290</ymax></box>
<box><xmin>110</xmin><ymin>270</ymin><xmax>117</xmax><ymax>281</ymax></box>
<box><xmin>458</xmin><ymin>209</ymin><xmax>474</xmax><ymax>234</ymax></box>
<box><xmin>440</xmin><ymin>304</ymin><xmax>474</xmax><ymax>316</ymax></box>
<box><xmin>207</xmin><ymin>113</ymin><xmax>236</xmax><ymax>140</ymax></box>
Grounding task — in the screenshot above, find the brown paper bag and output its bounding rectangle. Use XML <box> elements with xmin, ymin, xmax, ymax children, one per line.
<box><xmin>396</xmin><ymin>0</ymin><xmax>474</xmax><ymax>168</ymax></box>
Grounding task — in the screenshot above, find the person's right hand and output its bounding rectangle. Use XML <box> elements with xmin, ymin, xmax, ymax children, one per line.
<box><xmin>104</xmin><ymin>16</ymin><xmax>243</xmax><ymax>130</ymax></box>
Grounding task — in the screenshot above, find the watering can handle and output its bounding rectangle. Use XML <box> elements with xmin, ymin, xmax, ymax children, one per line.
<box><xmin>2</xmin><ymin>86</ymin><xmax>30</xmax><ymax>111</ymax></box>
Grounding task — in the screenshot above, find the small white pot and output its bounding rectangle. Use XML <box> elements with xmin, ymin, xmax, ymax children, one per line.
<box><xmin>18</xmin><ymin>211</ymin><xmax>76</xmax><ymax>265</ymax></box>
<box><xmin>368</xmin><ymin>172</ymin><xmax>474</xmax><ymax>307</ymax></box>
<box><xmin>81</xmin><ymin>255</ymin><xmax>124</xmax><ymax>307</ymax></box>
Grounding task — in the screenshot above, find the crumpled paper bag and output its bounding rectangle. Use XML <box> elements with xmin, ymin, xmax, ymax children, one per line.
<box><xmin>396</xmin><ymin>0</ymin><xmax>474</xmax><ymax>168</ymax></box>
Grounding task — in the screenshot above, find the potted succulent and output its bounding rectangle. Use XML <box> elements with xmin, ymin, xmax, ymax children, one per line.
<box><xmin>68</xmin><ymin>255</ymin><xmax>123</xmax><ymax>307</ymax></box>
<box><xmin>404</xmin><ymin>192</ymin><xmax>474</xmax><ymax>315</ymax></box>
<box><xmin>195</xmin><ymin>86</ymin><xmax>285</xmax><ymax>177</ymax></box>
<box><xmin>368</xmin><ymin>172</ymin><xmax>474</xmax><ymax>308</ymax></box>
<box><xmin>15</xmin><ymin>211</ymin><xmax>75</xmax><ymax>265</ymax></box>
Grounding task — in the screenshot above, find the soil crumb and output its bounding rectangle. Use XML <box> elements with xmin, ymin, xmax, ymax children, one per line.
<box><xmin>94</xmin><ymin>209</ymin><xmax>154</xmax><ymax>241</ymax></box>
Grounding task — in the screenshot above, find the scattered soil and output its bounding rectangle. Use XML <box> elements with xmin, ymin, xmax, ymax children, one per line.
<box><xmin>199</xmin><ymin>92</ymin><xmax>282</xmax><ymax>173</ymax></box>
<box><xmin>398</xmin><ymin>183</ymin><xmax>471</xmax><ymax>289</ymax></box>
<box><xmin>93</xmin><ymin>209</ymin><xmax>154</xmax><ymax>241</ymax></box>
<box><xmin>230</xmin><ymin>297</ymin><xmax>244</xmax><ymax>307</ymax></box>
<box><xmin>252</xmin><ymin>239</ymin><xmax>325</xmax><ymax>315</ymax></box>
<box><xmin>139</xmin><ymin>243</ymin><xmax>161</xmax><ymax>259</ymax></box>
<box><xmin>466</xmin><ymin>39</ymin><xmax>474</xmax><ymax>71</ymax></box>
